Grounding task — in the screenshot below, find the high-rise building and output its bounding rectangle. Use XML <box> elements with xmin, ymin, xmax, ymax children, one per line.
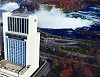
<box><xmin>0</xmin><ymin>12</ymin><xmax>40</xmax><ymax>77</ymax></box>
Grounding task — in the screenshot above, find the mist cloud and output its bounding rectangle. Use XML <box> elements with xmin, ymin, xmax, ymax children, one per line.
<box><xmin>36</xmin><ymin>6</ymin><xmax>93</xmax><ymax>29</ymax></box>
<box><xmin>0</xmin><ymin>2</ymin><xmax>20</xmax><ymax>12</ymax></box>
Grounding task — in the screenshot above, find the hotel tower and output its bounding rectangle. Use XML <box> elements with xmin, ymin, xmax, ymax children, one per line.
<box><xmin>0</xmin><ymin>12</ymin><xmax>40</xmax><ymax>77</ymax></box>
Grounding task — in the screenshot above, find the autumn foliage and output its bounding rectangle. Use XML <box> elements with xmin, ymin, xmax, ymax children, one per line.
<box><xmin>77</xmin><ymin>64</ymin><xmax>94</xmax><ymax>77</ymax></box>
<box><xmin>20</xmin><ymin>0</ymin><xmax>87</xmax><ymax>12</ymax></box>
<box><xmin>51</xmin><ymin>57</ymin><xmax>94</xmax><ymax>77</ymax></box>
<box><xmin>60</xmin><ymin>66</ymin><xmax>73</xmax><ymax>77</ymax></box>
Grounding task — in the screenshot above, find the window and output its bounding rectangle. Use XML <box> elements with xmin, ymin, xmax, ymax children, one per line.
<box><xmin>6</xmin><ymin>37</ymin><xmax>26</xmax><ymax>67</ymax></box>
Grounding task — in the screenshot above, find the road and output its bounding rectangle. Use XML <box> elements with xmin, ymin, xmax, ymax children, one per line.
<box><xmin>42</xmin><ymin>37</ymin><xmax>79</xmax><ymax>45</ymax></box>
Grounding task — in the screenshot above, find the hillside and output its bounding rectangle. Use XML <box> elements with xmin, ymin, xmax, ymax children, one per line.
<box><xmin>20</xmin><ymin>0</ymin><xmax>100</xmax><ymax>12</ymax></box>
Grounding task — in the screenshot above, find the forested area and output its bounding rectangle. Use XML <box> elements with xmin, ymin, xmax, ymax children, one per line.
<box><xmin>20</xmin><ymin>0</ymin><xmax>100</xmax><ymax>12</ymax></box>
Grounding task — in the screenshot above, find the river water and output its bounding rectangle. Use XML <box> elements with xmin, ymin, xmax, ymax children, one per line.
<box><xmin>66</xmin><ymin>5</ymin><xmax>100</xmax><ymax>27</ymax></box>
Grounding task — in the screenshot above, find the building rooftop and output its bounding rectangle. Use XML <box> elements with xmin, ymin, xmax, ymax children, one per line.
<box><xmin>0</xmin><ymin>60</ymin><xmax>30</xmax><ymax>75</ymax></box>
<box><xmin>12</xmin><ymin>12</ymin><xmax>35</xmax><ymax>17</ymax></box>
<box><xmin>0</xmin><ymin>60</ymin><xmax>22</xmax><ymax>73</ymax></box>
<box><xmin>13</xmin><ymin>13</ymin><xmax>29</xmax><ymax>17</ymax></box>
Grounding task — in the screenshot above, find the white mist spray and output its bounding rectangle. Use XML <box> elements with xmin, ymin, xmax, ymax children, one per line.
<box><xmin>36</xmin><ymin>5</ymin><xmax>93</xmax><ymax>29</ymax></box>
<box><xmin>0</xmin><ymin>2</ymin><xmax>20</xmax><ymax>12</ymax></box>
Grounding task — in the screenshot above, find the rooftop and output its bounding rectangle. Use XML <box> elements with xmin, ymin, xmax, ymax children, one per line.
<box><xmin>12</xmin><ymin>12</ymin><xmax>35</xmax><ymax>18</ymax></box>
<box><xmin>0</xmin><ymin>60</ymin><xmax>22</xmax><ymax>73</ymax></box>
<box><xmin>12</xmin><ymin>13</ymin><xmax>29</xmax><ymax>17</ymax></box>
<box><xmin>0</xmin><ymin>60</ymin><xmax>30</xmax><ymax>75</ymax></box>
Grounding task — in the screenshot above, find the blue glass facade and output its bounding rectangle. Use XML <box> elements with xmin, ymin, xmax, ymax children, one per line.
<box><xmin>6</xmin><ymin>37</ymin><xmax>26</xmax><ymax>67</ymax></box>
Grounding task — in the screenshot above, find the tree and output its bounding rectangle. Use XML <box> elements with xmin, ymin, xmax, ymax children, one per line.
<box><xmin>60</xmin><ymin>66</ymin><xmax>73</xmax><ymax>77</ymax></box>
<box><xmin>52</xmin><ymin>58</ymin><xmax>59</xmax><ymax>68</ymax></box>
<box><xmin>60</xmin><ymin>69</ymin><xmax>70</xmax><ymax>77</ymax></box>
<box><xmin>77</xmin><ymin>65</ymin><xmax>94</xmax><ymax>77</ymax></box>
